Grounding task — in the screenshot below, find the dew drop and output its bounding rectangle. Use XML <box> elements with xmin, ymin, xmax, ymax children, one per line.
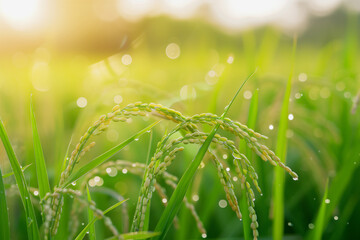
<box><xmin>94</xmin><ymin>176</ymin><xmax>100</xmax><ymax>183</ymax></box>
<box><xmin>218</xmin><ymin>199</ymin><xmax>227</xmax><ymax>208</ymax></box>
<box><xmin>192</xmin><ymin>195</ymin><xmax>199</xmax><ymax>202</ymax></box>
<box><xmin>308</xmin><ymin>223</ymin><xmax>315</xmax><ymax>229</ymax></box>
<box><xmin>325</xmin><ymin>199</ymin><xmax>330</xmax><ymax>204</ymax></box>
<box><xmin>201</xmin><ymin>233</ymin><xmax>207</xmax><ymax>238</ymax></box>
<box><xmin>134</xmin><ymin>138</ymin><xmax>139</xmax><ymax>141</ymax></box>
<box><xmin>89</xmin><ymin>179</ymin><xmax>96</xmax><ymax>187</ymax></box>
<box><xmin>192</xmin><ymin>194</ymin><xmax>199</xmax><ymax>202</ymax></box>
<box><xmin>293</xmin><ymin>177</ymin><xmax>298</xmax><ymax>181</ymax></box>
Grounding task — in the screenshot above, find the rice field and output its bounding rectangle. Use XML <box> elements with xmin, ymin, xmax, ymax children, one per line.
<box><xmin>0</xmin><ymin>8</ymin><xmax>360</xmax><ymax>240</ymax></box>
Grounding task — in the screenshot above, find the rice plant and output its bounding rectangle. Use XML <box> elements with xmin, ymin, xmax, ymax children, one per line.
<box><xmin>0</xmin><ymin>82</ymin><xmax>297</xmax><ymax>240</ymax></box>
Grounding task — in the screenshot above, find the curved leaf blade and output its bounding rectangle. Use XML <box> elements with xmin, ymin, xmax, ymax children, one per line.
<box><xmin>30</xmin><ymin>96</ymin><xmax>51</xmax><ymax>199</ymax></box>
<box><xmin>74</xmin><ymin>199</ymin><xmax>128</xmax><ymax>240</ymax></box>
<box><xmin>0</xmin><ymin>119</ymin><xmax>40</xmax><ymax>240</ymax></box>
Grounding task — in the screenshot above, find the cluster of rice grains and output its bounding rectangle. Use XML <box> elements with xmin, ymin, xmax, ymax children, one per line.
<box><xmin>43</xmin><ymin>102</ymin><xmax>297</xmax><ymax>240</ymax></box>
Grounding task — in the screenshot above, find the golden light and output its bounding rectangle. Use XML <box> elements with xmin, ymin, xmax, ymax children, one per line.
<box><xmin>0</xmin><ymin>0</ymin><xmax>43</xmax><ymax>30</ymax></box>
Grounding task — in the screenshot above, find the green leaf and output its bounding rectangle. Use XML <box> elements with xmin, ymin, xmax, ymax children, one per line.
<box><xmin>86</xmin><ymin>185</ymin><xmax>96</xmax><ymax>240</ymax></box>
<box><xmin>2</xmin><ymin>164</ymin><xmax>32</xmax><ymax>179</ymax></box>
<box><xmin>74</xmin><ymin>199</ymin><xmax>128</xmax><ymax>240</ymax></box>
<box><xmin>153</xmin><ymin>71</ymin><xmax>256</xmax><ymax>240</ymax></box>
<box><xmin>106</xmin><ymin>231</ymin><xmax>161</xmax><ymax>240</ymax></box>
<box><xmin>309</xmin><ymin>179</ymin><xmax>329</xmax><ymax>240</ymax></box>
<box><xmin>0</xmin><ymin>168</ymin><xmax>10</xmax><ymax>240</ymax></box>
<box><xmin>272</xmin><ymin>36</ymin><xmax>297</xmax><ymax>240</ymax></box>
<box><xmin>30</xmin><ymin>96</ymin><xmax>51</xmax><ymax>199</ymax></box>
<box><xmin>0</xmin><ymin>119</ymin><xmax>40</xmax><ymax>240</ymax></box>
<box><xmin>62</xmin><ymin>121</ymin><xmax>159</xmax><ymax>187</ymax></box>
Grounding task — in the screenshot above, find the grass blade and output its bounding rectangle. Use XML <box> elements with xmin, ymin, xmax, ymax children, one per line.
<box><xmin>2</xmin><ymin>164</ymin><xmax>32</xmax><ymax>179</ymax></box>
<box><xmin>153</xmin><ymin>71</ymin><xmax>256</xmax><ymax>240</ymax></box>
<box><xmin>56</xmin><ymin>135</ymin><xmax>73</xmax><ymax>184</ymax></box>
<box><xmin>86</xmin><ymin>185</ymin><xmax>96</xmax><ymax>240</ymax></box>
<box><xmin>106</xmin><ymin>232</ymin><xmax>160</xmax><ymax>240</ymax></box>
<box><xmin>154</xmin><ymin>123</ymin><xmax>219</xmax><ymax>240</ymax></box>
<box><xmin>30</xmin><ymin>96</ymin><xmax>51</xmax><ymax>199</ymax></box>
<box><xmin>0</xmin><ymin>168</ymin><xmax>10</xmax><ymax>240</ymax></box>
<box><xmin>74</xmin><ymin>199</ymin><xmax>128</xmax><ymax>240</ymax></box>
<box><xmin>309</xmin><ymin>179</ymin><xmax>329</xmax><ymax>240</ymax></box>
<box><xmin>272</xmin><ymin>36</ymin><xmax>297</xmax><ymax>240</ymax></box>
<box><xmin>0</xmin><ymin>119</ymin><xmax>40</xmax><ymax>240</ymax></box>
<box><xmin>62</xmin><ymin>121</ymin><xmax>159</xmax><ymax>187</ymax></box>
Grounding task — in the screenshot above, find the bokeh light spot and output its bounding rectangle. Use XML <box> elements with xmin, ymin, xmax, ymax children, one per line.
<box><xmin>77</xmin><ymin>97</ymin><xmax>87</xmax><ymax>108</ymax></box>
<box><xmin>219</xmin><ymin>199</ymin><xmax>227</xmax><ymax>208</ymax></box>
<box><xmin>180</xmin><ymin>85</ymin><xmax>196</xmax><ymax>100</ymax></box>
<box><xmin>114</xmin><ymin>95</ymin><xmax>123</xmax><ymax>104</ymax></box>
<box><xmin>244</xmin><ymin>90</ymin><xmax>252</xmax><ymax>99</ymax></box>
<box><xmin>166</xmin><ymin>43</ymin><xmax>181</xmax><ymax>59</ymax></box>
<box><xmin>298</xmin><ymin>73</ymin><xmax>307</xmax><ymax>82</ymax></box>
<box><xmin>121</xmin><ymin>54</ymin><xmax>132</xmax><ymax>65</ymax></box>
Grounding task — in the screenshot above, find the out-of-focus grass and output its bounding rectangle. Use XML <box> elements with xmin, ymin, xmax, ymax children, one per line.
<box><xmin>0</xmin><ymin>168</ymin><xmax>10</xmax><ymax>240</ymax></box>
<box><xmin>273</xmin><ymin>36</ymin><xmax>297</xmax><ymax>240</ymax></box>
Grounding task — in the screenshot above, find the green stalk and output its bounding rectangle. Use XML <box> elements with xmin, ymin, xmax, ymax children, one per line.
<box><xmin>87</xmin><ymin>185</ymin><xmax>96</xmax><ymax>240</ymax></box>
<box><xmin>0</xmin><ymin>168</ymin><xmax>10</xmax><ymax>240</ymax></box>
<box><xmin>272</xmin><ymin>36</ymin><xmax>297</xmax><ymax>240</ymax></box>
<box><xmin>311</xmin><ymin>179</ymin><xmax>329</xmax><ymax>240</ymax></box>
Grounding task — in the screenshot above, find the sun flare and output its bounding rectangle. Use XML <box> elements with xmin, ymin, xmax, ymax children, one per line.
<box><xmin>0</xmin><ymin>0</ymin><xmax>42</xmax><ymax>30</ymax></box>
